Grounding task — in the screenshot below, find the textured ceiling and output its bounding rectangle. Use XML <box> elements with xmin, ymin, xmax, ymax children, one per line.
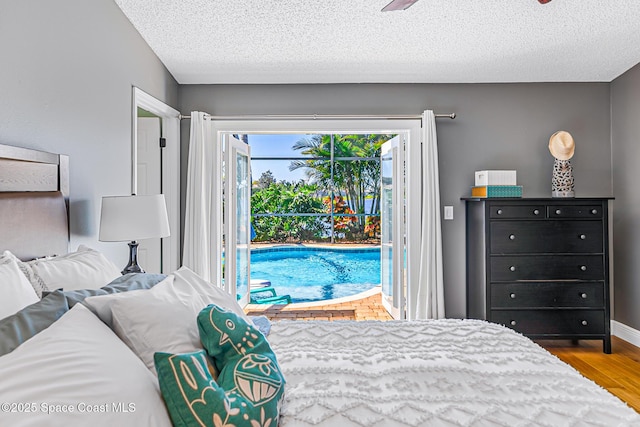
<box><xmin>113</xmin><ymin>0</ymin><xmax>640</xmax><ymax>84</ymax></box>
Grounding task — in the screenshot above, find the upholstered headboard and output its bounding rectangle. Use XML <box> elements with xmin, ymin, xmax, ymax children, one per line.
<box><xmin>0</xmin><ymin>144</ymin><xmax>69</xmax><ymax>260</ymax></box>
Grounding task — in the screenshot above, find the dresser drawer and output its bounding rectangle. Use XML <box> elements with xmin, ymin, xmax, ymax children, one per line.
<box><xmin>490</xmin><ymin>255</ymin><xmax>604</xmax><ymax>281</ymax></box>
<box><xmin>490</xmin><ymin>221</ymin><xmax>603</xmax><ymax>254</ymax></box>
<box><xmin>490</xmin><ymin>205</ymin><xmax>545</xmax><ymax>219</ymax></box>
<box><xmin>548</xmin><ymin>205</ymin><xmax>603</xmax><ymax>219</ymax></box>
<box><xmin>490</xmin><ymin>309</ymin><xmax>605</xmax><ymax>335</ymax></box>
<box><xmin>491</xmin><ymin>282</ymin><xmax>604</xmax><ymax>308</ymax></box>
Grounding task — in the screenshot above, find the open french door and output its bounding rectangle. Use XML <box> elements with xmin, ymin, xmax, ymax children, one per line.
<box><xmin>224</xmin><ymin>135</ymin><xmax>251</xmax><ymax>306</ymax></box>
<box><xmin>380</xmin><ymin>135</ymin><xmax>406</xmax><ymax>319</ymax></box>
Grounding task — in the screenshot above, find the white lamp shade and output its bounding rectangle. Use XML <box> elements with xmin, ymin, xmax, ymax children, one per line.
<box><xmin>99</xmin><ymin>195</ymin><xmax>170</xmax><ymax>242</ymax></box>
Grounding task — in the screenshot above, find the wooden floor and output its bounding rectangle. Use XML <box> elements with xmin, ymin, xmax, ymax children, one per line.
<box><xmin>538</xmin><ymin>337</ymin><xmax>640</xmax><ymax>413</ymax></box>
<box><xmin>246</xmin><ymin>294</ymin><xmax>640</xmax><ymax>413</ymax></box>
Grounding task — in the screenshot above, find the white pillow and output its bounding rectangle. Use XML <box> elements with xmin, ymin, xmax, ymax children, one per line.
<box><xmin>0</xmin><ymin>254</ymin><xmax>39</xmax><ymax>320</ymax></box>
<box><xmin>1</xmin><ymin>250</ymin><xmax>46</xmax><ymax>297</ymax></box>
<box><xmin>111</xmin><ymin>275</ymin><xmax>209</xmax><ymax>372</ymax></box>
<box><xmin>23</xmin><ymin>245</ymin><xmax>121</xmax><ymax>291</ymax></box>
<box><xmin>172</xmin><ymin>266</ymin><xmax>249</xmax><ymax>321</ymax></box>
<box><xmin>0</xmin><ymin>304</ymin><xmax>172</xmax><ymax>427</ymax></box>
<box><xmin>83</xmin><ymin>266</ymin><xmax>249</xmax><ymax>374</ymax></box>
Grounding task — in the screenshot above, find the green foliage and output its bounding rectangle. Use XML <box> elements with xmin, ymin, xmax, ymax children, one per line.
<box><xmin>289</xmin><ymin>134</ymin><xmax>389</xmax><ymax>238</ymax></box>
<box><xmin>251</xmin><ymin>181</ymin><xmax>326</xmax><ymax>242</ymax></box>
<box><xmin>255</xmin><ymin>170</ymin><xmax>276</xmax><ymax>189</ymax></box>
<box><xmin>249</xmin><ymin>134</ymin><xmax>388</xmax><ymax>243</ymax></box>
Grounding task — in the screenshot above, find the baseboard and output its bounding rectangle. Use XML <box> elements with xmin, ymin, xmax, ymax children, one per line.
<box><xmin>612</xmin><ymin>320</ymin><xmax>640</xmax><ymax>348</ymax></box>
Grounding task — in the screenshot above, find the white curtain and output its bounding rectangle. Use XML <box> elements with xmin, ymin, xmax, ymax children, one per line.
<box><xmin>415</xmin><ymin>110</ymin><xmax>446</xmax><ymax>319</ymax></box>
<box><xmin>182</xmin><ymin>112</ymin><xmax>215</xmax><ymax>281</ymax></box>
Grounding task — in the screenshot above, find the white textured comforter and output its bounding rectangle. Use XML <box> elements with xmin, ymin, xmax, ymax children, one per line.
<box><xmin>268</xmin><ymin>319</ymin><xmax>640</xmax><ymax>427</ymax></box>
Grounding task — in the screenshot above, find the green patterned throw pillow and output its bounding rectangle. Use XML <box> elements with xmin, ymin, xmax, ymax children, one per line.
<box><xmin>155</xmin><ymin>305</ymin><xmax>285</xmax><ymax>427</ymax></box>
<box><xmin>155</xmin><ymin>351</ymin><xmax>228</xmax><ymax>426</ymax></box>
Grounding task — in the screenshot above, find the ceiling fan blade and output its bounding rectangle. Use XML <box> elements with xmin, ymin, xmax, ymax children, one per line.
<box><xmin>381</xmin><ymin>0</ymin><xmax>420</xmax><ymax>12</ymax></box>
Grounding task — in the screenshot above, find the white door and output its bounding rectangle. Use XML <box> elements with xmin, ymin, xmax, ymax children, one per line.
<box><xmin>380</xmin><ymin>135</ymin><xmax>406</xmax><ymax>319</ymax></box>
<box><xmin>224</xmin><ymin>135</ymin><xmax>251</xmax><ymax>306</ymax></box>
<box><xmin>136</xmin><ymin>116</ymin><xmax>162</xmax><ymax>273</ymax></box>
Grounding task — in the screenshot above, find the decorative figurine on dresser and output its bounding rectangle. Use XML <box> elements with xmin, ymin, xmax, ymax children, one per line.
<box><xmin>463</xmin><ymin>196</ymin><xmax>613</xmax><ymax>353</ymax></box>
<box><xmin>549</xmin><ymin>130</ymin><xmax>576</xmax><ymax>198</ymax></box>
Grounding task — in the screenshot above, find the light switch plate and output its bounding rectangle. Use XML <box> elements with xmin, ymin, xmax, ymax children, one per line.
<box><xmin>444</xmin><ymin>206</ymin><xmax>453</xmax><ymax>220</ymax></box>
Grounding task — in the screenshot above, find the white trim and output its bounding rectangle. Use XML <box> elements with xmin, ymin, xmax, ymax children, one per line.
<box><xmin>211</xmin><ymin>119</ymin><xmax>422</xmax><ymax>314</ymax></box>
<box><xmin>131</xmin><ymin>87</ymin><xmax>181</xmax><ymax>273</ymax></box>
<box><xmin>611</xmin><ymin>320</ymin><xmax>640</xmax><ymax>348</ymax></box>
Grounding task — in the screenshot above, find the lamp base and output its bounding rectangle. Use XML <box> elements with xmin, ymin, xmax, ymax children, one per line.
<box><xmin>122</xmin><ymin>241</ymin><xmax>145</xmax><ymax>275</ymax></box>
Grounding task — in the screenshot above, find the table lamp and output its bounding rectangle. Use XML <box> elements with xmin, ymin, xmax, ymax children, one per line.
<box><xmin>99</xmin><ymin>194</ymin><xmax>170</xmax><ymax>274</ymax></box>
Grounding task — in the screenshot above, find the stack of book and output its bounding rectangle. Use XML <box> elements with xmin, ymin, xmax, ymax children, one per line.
<box><xmin>472</xmin><ymin>170</ymin><xmax>522</xmax><ymax>198</ymax></box>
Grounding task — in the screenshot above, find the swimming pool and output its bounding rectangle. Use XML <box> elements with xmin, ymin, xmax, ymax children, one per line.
<box><xmin>250</xmin><ymin>246</ymin><xmax>380</xmax><ymax>303</ymax></box>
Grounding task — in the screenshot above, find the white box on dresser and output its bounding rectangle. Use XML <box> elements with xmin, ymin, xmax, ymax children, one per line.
<box><xmin>474</xmin><ymin>170</ymin><xmax>517</xmax><ymax>186</ymax></box>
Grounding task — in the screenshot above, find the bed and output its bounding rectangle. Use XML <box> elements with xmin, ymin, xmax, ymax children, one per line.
<box><xmin>0</xmin><ymin>143</ymin><xmax>639</xmax><ymax>427</ymax></box>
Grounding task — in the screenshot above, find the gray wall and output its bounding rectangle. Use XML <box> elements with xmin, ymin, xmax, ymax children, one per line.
<box><xmin>611</xmin><ymin>63</ymin><xmax>640</xmax><ymax>330</ymax></box>
<box><xmin>180</xmin><ymin>83</ymin><xmax>612</xmax><ymax>318</ymax></box>
<box><xmin>0</xmin><ymin>0</ymin><xmax>179</xmax><ymax>267</ymax></box>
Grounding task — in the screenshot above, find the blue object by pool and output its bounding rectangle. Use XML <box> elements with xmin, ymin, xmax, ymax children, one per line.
<box><xmin>250</xmin><ymin>246</ymin><xmax>380</xmax><ymax>303</ymax></box>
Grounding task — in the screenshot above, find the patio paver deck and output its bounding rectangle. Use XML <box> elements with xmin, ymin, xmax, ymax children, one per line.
<box><xmin>244</xmin><ymin>292</ymin><xmax>393</xmax><ymax>321</ymax></box>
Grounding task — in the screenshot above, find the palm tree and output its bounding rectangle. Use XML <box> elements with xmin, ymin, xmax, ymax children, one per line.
<box><xmin>289</xmin><ymin>134</ymin><xmax>392</xmax><ymax>233</ymax></box>
<box><xmin>289</xmin><ymin>135</ymin><xmax>333</xmax><ymax>190</ymax></box>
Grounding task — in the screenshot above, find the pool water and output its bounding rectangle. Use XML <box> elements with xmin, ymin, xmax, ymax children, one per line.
<box><xmin>250</xmin><ymin>247</ymin><xmax>380</xmax><ymax>303</ymax></box>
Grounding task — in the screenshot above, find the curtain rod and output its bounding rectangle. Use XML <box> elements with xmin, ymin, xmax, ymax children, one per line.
<box><xmin>178</xmin><ymin>113</ymin><xmax>456</xmax><ymax>120</ymax></box>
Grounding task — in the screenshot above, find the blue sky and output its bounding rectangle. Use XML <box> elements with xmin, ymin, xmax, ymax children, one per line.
<box><xmin>247</xmin><ymin>134</ymin><xmax>314</xmax><ymax>183</ymax></box>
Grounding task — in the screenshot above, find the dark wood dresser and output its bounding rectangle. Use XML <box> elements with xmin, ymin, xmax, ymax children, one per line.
<box><xmin>463</xmin><ymin>197</ymin><xmax>612</xmax><ymax>353</ymax></box>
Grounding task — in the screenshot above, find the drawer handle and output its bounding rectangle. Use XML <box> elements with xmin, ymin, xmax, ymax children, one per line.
<box><xmin>510</xmin><ymin>320</ymin><xmax>517</xmax><ymax>326</ymax></box>
<box><xmin>591</xmin><ymin>209</ymin><xmax>598</xmax><ymax>215</ymax></box>
<box><xmin>510</xmin><ymin>293</ymin><xmax>516</xmax><ymax>299</ymax></box>
<box><xmin>497</xmin><ymin>209</ymin><xmax>503</xmax><ymax>215</ymax></box>
<box><xmin>581</xmin><ymin>320</ymin><xmax>588</xmax><ymax>326</ymax></box>
<box><xmin>509</xmin><ymin>234</ymin><xmax>516</xmax><ymax>240</ymax></box>
<box><xmin>533</xmin><ymin>209</ymin><xmax>540</xmax><ymax>215</ymax></box>
<box><xmin>580</xmin><ymin>265</ymin><xmax>587</xmax><ymax>271</ymax></box>
<box><xmin>509</xmin><ymin>266</ymin><xmax>516</xmax><ymax>272</ymax></box>
<box><xmin>555</xmin><ymin>209</ymin><xmax>562</xmax><ymax>215</ymax></box>
<box><xmin>581</xmin><ymin>293</ymin><xmax>588</xmax><ymax>299</ymax></box>
<box><xmin>580</xmin><ymin>234</ymin><xmax>586</xmax><ymax>240</ymax></box>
